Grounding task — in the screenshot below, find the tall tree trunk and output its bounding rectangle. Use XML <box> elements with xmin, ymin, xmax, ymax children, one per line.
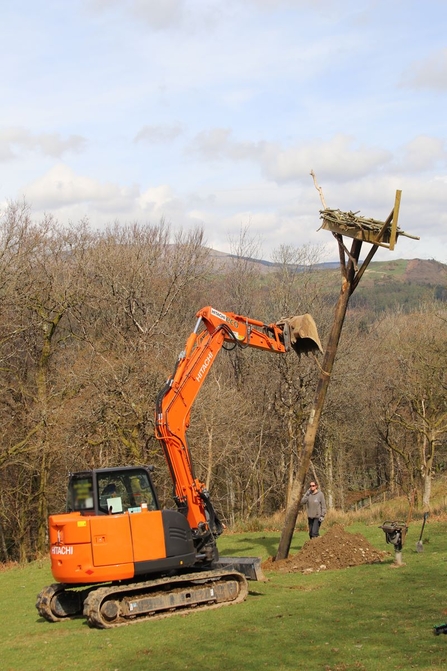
<box><xmin>325</xmin><ymin>440</ymin><xmax>334</xmax><ymax>509</ymax></box>
<box><xmin>35</xmin><ymin>316</ymin><xmax>61</xmax><ymax>555</ymax></box>
<box><xmin>227</xmin><ymin>467</ymin><xmax>235</xmax><ymax>526</ymax></box>
<box><xmin>18</xmin><ymin>504</ymin><xmax>29</xmax><ymax>563</ymax></box>
<box><xmin>422</xmin><ymin>473</ymin><xmax>432</xmax><ymax>510</ymax></box>
<box><xmin>284</xmin><ymin>384</ymin><xmax>296</xmax><ymax>508</ymax></box>
<box><xmin>422</xmin><ymin>432</ymin><xmax>435</xmax><ymax>509</ymax></box>
<box><xmin>37</xmin><ymin>452</ymin><xmax>49</xmax><ymax>553</ymax></box>
<box><xmin>205</xmin><ymin>423</ymin><xmax>214</xmax><ymax>490</ymax></box>
<box><xmin>0</xmin><ymin>521</ymin><xmax>8</xmax><ymax>562</ymax></box>
<box><xmin>388</xmin><ymin>447</ymin><xmax>396</xmax><ymax>495</ymax></box>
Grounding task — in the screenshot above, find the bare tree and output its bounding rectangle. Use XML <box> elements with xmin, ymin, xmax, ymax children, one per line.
<box><xmin>373</xmin><ymin>307</ymin><xmax>447</xmax><ymax>508</ymax></box>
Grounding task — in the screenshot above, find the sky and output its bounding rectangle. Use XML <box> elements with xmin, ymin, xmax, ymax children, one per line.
<box><xmin>1</xmin><ymin>0</ymin><xmax>446</xmax><ymax>263</ymax></box>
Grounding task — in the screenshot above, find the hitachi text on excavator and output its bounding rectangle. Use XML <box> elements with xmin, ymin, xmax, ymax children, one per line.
<box><xmin>36</xmin><ymin>306</ymin><xmax>322</xmax><ymax>628</ymax></box>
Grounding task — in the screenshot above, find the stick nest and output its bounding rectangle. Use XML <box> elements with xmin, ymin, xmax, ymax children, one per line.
<box><xmin>320</xmin><ymin>209</ymin><xmax>398</xmax><ymax>235</ymax></box>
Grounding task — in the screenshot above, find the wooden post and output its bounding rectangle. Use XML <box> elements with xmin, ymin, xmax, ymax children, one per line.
<box><xmin>276</xmin><ymin>237</ymin><xmax>364</xmax><ymax>560</ymax></box>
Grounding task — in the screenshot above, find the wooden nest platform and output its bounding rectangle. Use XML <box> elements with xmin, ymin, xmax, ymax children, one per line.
<box><xmin>320</xmin><ymin>208</ymin><xmax>400</xmax><ymax>245</ymax></box>
<box><xmin>319</xmin><ymin>190</ymin><xmax>419</xmax><ymax>251</ymax></box>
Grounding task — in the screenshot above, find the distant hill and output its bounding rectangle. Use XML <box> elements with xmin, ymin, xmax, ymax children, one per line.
<box><xmin>208</xmin><ymin>249</ymin><xmax>447</xmax><ymax>286</ymax></box>
<box><xmin>359</xmin><ymin>258</ymin><xmax>447</xmax><ymax>286</ymax></box>
<box><xmin>208</xmin><ymin>248</ymin><xmax>340</xmax><ymax>273</ymax></box>
<box><xmin>207</xmin><ymin>250</ymin><xmax>447</xmax><ymax>312</ymax></box>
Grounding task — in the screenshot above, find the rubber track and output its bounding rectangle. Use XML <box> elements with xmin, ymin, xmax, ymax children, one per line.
<box><xmin>83</xmin><ymin>569</ymin><xmax>248</xmax><ymax>629</ymax></box>
<box><xmin>36</xmin><ymin>583</ymin><xmax>68</xmax><ymax>622</ymax></box>
<box><xmin>36</xmin><ymin>582</ymin><xmax>93</xmax><ymax>622</ymax></box>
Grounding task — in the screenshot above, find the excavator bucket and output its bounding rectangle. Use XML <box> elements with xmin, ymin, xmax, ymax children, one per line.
<box><xmin>278</xmin><ymin>314</ymin><xmax>323</xmax><ymax>356</ymax></box>
<box><xmin>214</xmin><ymin>556</ymin><xmax>266</xmax><ymax>581</ymax></box>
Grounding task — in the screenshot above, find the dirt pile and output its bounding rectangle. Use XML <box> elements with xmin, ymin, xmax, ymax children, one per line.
<box><xmin>263</xmin><ymin>524</ymin><xmax>388</xmax><ymax>573</ymax></box>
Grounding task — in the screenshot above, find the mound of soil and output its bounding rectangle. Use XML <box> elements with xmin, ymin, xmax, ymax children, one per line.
<box><xmin>263</xmin><ymin>524</ymin><xmax>388</xmax><ymax>573</ymax></box>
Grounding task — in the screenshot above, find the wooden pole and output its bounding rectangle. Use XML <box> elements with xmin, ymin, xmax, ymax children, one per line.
<box><xmin>275</xmin><ymin>237</ymin><xmax>362</xmax><ymax>560</ymax></box>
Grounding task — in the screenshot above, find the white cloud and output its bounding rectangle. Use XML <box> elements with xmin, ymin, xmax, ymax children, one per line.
<box><xmin>189</xmin><ymin>130</ymin><xmax>392</xmax><ymax>182</ymax></box>
<box><xmin>188</xmin><ymin>128</ymin><xmax>234</xmax><ymax>160</ymax></box>
<box><xmin>138</xmin><ymin>184</ymin><xmax>179</xmax><ymax>215</ymax></box>
<box><xmin>258</xmin><ymin>136</ymin><xmax>391</xmax><ymax>183</ymax></box>
<box><xmin>402</xmin><ymin>47</ymin><xmax>447</xmax><ymax>91</ymax></box>
<box><xmin>396</xmin><ymin>136</ymin><xmax>447</xmax><ymax>172</ymax></box>
<box><xmin>131</xmin><ymin>0</ymin><xmax>186</xmax><ymax>30</ymax></box>
<box><xmin>22</xmin><ymin>164</ymin><xmax>138</xmax><ymax>210</ymax></box>
<box><xmin>134</xmin><ymin>124</ymin><xmax>184</xmax><ymax>143</ymax></box>
<box><xmin>86</xmin><ymin>0</ymin><xmax>186</xmax><ymax>30</ymax></box>
<box><xmin>0</xmin><ymin>128</ymin><xmax>87</xmax><ymax>161</ymax></box>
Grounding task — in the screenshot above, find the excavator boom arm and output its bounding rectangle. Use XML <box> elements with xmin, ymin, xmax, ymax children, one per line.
<box><xmin>155</xmin><ymin>306</ymin><xmax>290</xmax><ymax>538</ymax></box>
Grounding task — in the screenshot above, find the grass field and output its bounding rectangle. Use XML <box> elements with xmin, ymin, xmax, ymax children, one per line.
<box><xmin>2</xmin><ymin>520</ymin><xmax>447</xmax><ymax>671</ymax></box>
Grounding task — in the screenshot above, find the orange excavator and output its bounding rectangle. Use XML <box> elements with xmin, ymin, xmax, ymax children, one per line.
<box><xmin>36</xmin><ymin>306</ymin><xmax>322</xmax><ymax>628</ymax></box>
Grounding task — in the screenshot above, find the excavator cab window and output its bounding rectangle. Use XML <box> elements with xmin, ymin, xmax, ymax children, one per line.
<box><xmin>98</xmin><ymin>469</ymin><xmax>157</xmax><ymax>515</ymax></box>
<box><xmin>67</xmin><ymin>467</ymin><xmax>159</xmax><ymax>515</ymax></box>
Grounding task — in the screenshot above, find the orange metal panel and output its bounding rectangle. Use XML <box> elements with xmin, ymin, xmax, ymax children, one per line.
<box><xmin>49</xmin><ymin>513</ymin><xmax>91</xmax><ymax>544</ymax></box>
<box><xmin>49</xmin><ymin>513</ymin><xmax>135</xmax><ymax>583</ymax></box>
<box><xmin>90</xmin><ymin>515</ymin><xmax>133</xmax><ymax>567</ymax></box>
<box><xmin>51</xmin><ymin>546</ymin><xmax>134</xmax><ymax>583</ymax></box>
<box><xmin>51</xmin><ymin>542</ymin><xmax>94</xmax><ymax>583</ymax></box>
<box><xmin>129</xmin><ymin>509</ymin><xmax>166</xmax><ymax>562</ymax></box>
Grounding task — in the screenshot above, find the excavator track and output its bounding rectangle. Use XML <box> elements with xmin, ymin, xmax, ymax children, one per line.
<box><xmin>36</xmin><ymin>582</ymin><xmax>93</xmax><ymax>622</ymax></box>
<box><xmin>83</xmin><ymin>569</ymin><xmax>248</xmax><ymax>628</ymax></box>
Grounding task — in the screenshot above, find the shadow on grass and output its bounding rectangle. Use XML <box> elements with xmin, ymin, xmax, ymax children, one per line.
<box><xmin>222</xmin><ymin>534</ymin><xmax>305</xmax><ymax>559</ymax></box>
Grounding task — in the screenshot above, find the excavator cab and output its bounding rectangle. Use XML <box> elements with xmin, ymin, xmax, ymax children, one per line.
<box><xmin>67</xmin><ymin>466</ymin><xmax>159</xmax><ymax>515</ymax></box>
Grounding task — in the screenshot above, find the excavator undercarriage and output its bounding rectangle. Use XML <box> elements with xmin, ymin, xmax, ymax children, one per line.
<box><xmin>37</xmin><ymin>568</ymin><xmax>248</xmax><ymax>629</ymax></box>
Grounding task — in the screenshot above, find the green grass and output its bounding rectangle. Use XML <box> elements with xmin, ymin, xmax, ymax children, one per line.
<box><xmin>2</xmin><ymin>521</ymin><xmax>447</xmax><ymax>671</ymax></box>
<box><xmin>367</xmin><ymin>260</ymin><xmax>409</xmax><ymax>279</ymax></box>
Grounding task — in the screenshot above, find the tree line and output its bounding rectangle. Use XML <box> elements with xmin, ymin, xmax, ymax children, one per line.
<box><xmin>1</xmin><ymin>202</ymin><xmax>446</xmax><ymax>562</ymax></box>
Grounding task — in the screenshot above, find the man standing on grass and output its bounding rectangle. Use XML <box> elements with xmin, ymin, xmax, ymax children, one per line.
<box><xmin>301</xmin><ymin>481</ymin><xmax>327</xmax><ymax>539</ymax></box>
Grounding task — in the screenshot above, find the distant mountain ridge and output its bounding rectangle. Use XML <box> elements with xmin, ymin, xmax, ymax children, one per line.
<box><xmin>208</xmin><ymin>249</ymin><xmax>447</xmax><ymax>286</ymax></box>
<box><xmin>365</xmin><ymin>258</ymin><xmax>447</xmax><ymax>286</ymax></box>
